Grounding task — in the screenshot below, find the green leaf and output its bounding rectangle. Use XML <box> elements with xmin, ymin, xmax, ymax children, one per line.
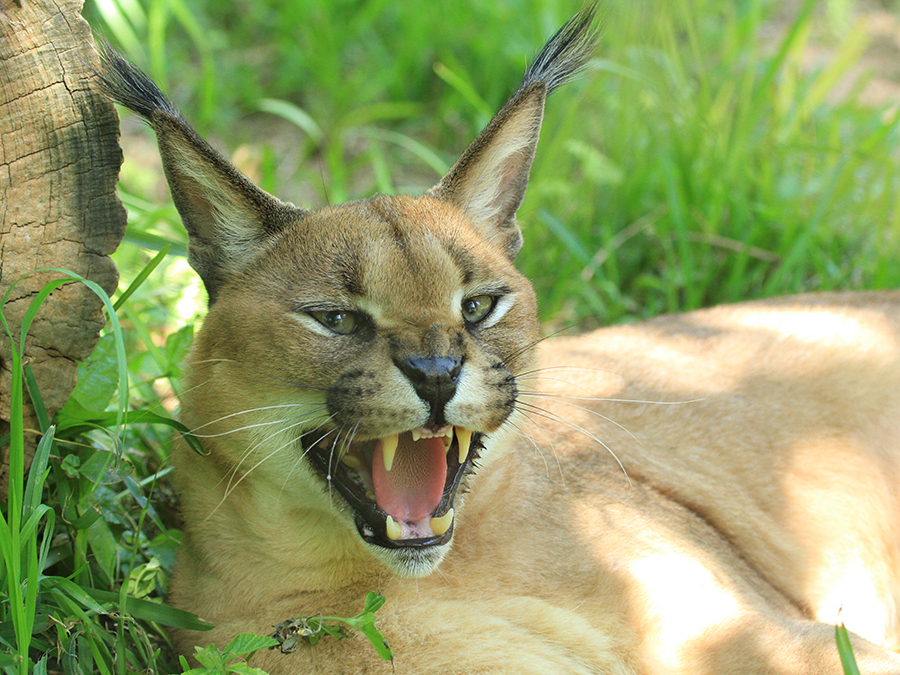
<box><xmin>182</xmin><ymin>637</ymin><xmax>275</xmax><ymax>675</ymax></box>
<box><xmin>355</xmin><ymin>618</ymin><xmax>392</xmax><ymax>663</ymax></box>
<box><xmin>223</xmin><ymin>633</ymin><xmax>278</xmax><ymax>657</ymax></box>
<box><xmin>23</xmin><ymin>365</ymin><xmax>51</xmax><ymax>432</ymax></box>
<box><xmin>61</xmin><ymin>453</ymin><xmax>81</xmax><ymax>477</ymax></box>
<box><xmin>353</xmin><ymin>593</ymin><xmax>392</xmax><ymax>662</ymax></box>
<box><xmin>77</xmin><ymin>450</ymin><xmax>116</xmax><ymax>485</ymax></box>
<box><xmin>192</xmin><ymin>644</ymin><xmax>227</xmax><ymax>671</ymax></box>
<box><xmin>125</xmin><ymin>559</ymin><xmax>162</xmax><ymax>599</ymax></box>
<box><xmin>362</xmin><ymin>591</ymin><xmax>386</xmax><ymax>614</ymax></box>
<box><xmin>223</xmin><ymin>664</ymin><xmax>270</xmax><ymax>675</ymax></box>
<box><xmin>48</xmin><ymin>577</ymin><xmax>113</xmax><ymax>616</ymax></box>
<box><xmin>55</xmin><ymin>405</ymin><xmax>207</xmax><ymax>456</ymax></box>
<box><xmin>56</xmin><ymin>397</ymin><xmax>102</xmax><ymax>428</ymax></box>
<box><xmin>68</xmin><ymin>334</ymin><xmax>120</xmax><ymax>412</ymax></box>
<box><xmin>86</xmin><ymin>516</ymin><xmax>119</xmax><ymax>584</ymax></box>
<box><xmin>317</xmin><ymin>593</ymin><xmax>392</xmax><ymax>662</ymax></box>
<box><xmin>164</xmin><ymin>323</ymin><xmax>194</xmax><ymax>377</ymax></box>
<box><xmin>313</xmin><ymin>622</ymin><xmax>346</xmax><ymax>642</ymax></box>
<box><xmin>83</xmin><ymin>588</ymin><xmax>214</xmax><ymax>631</ymax></box>
<box><xmin>24</xmin><ymin>425</ymin><xmax>54</xmax><ymax>522</ymax></box>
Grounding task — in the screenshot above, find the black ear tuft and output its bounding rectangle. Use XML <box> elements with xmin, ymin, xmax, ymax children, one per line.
<box><xmin>93</xmin><ymin>42</ymin><xmax>181</xmax><ymax>120</ymax></box>
<box><xmin>429</xmin><ymin>6</ymin><xmax>597</xmax><ymax>259</ymax></box>
<box><xmin>520</xmin><ymin>4</ymin><xmax>597</xmax><ymax>95</ymax></box>
<box><xmin>94</xmin><ymin>43</ymin><xmax>306</xmax><ymax>304</ymax></box>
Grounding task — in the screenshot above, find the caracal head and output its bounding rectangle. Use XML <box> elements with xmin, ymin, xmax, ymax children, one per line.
<box><xmin>97</xmin><ymin>8</ymin><xmax>596</xmax><ymax>576</ymax></box>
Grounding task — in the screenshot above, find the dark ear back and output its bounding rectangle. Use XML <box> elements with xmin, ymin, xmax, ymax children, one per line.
<box><xmin>429</xmin><ymin>6</ymin><xmax>597</xmax><ymax>259</ymax></box>
<box><xmin>94</xmin><ymin>45</ymin><xmax>304</xmax><ymax>303</ymax></box>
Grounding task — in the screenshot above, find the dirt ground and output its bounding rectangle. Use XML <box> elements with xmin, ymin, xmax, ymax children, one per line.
<box><xmin>785</xmin><ymin>0</ymin><xmax>900</xmax><ymax>107</ymax></box>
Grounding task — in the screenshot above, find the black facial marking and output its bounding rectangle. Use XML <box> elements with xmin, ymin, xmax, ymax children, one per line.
<box><xmin>446</xmin><ymin>245</ymin><xmax>478</xmax><ymax>285</ymax></box>
<box><xmin>327</xmin><ymin>370</ymin><xmax>383</xmax><ymax>421</ymax></box>
<box><xmin>335</xmin><ymin>250</ymin><xmax>365</xmax><ymax>297</ymax></box>
<box><xmin>367</xmin><ymin>199</ymin><xmax>420</xmax><ymax>273</ymax></box>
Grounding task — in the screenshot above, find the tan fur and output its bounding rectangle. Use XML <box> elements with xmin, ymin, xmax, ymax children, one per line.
<box><xmin>97</xmin><ymin>9</ymin><xmax>900</xmax><ymax>674</ymax></box>
<box><xmin>171</xmin><ymin>289</ymin><xmax>900</xmax><ymax>674</ymax></box>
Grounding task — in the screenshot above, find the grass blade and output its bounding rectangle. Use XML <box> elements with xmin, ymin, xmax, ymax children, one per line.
<box><xmin>836</xmin><ymin>622</ymin><xmax>861</xmax><ymax>675</ymax></box>
<box><xmin>113</xmin><ymin>245</ymin><xmax>171</xmax><ymax>311</ymax></box>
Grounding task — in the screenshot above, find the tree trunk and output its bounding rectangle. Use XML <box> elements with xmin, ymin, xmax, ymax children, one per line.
<box><xmin>0</xmin><ymin>0</ymin><xmax>125</xmax><ymax>498</ymax></box>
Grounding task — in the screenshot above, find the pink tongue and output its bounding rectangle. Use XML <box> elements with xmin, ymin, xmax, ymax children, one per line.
<box><xmin>372</xmin><ymin>434</ymin><xmax>447</xmax><ymax>523</ymax></box>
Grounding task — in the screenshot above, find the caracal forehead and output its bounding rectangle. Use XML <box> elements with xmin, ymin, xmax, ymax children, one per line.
<box><xmin>284</xmin><ymin>195</ymin><xmax>518</xmax><ymax>312</ymax></box>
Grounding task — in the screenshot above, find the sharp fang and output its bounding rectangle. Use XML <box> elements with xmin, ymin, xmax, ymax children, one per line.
<box><xmin>456</xmin><ymin>427</ymin><xmax>472</xmax><ymax>464</ymax></box>
<box><xmin>442</xmin><ymin>432</ymin><xmax>453</xmax><ymax>449</ymax></box>
<box><xmin>385</xmin><ymin>515</ymin><xmax>402</xmax><ymax>541</ymax></box>
<box><xmin>430</xmin><ymin>509</ymin><xmax>454</xmax><ymax>536</ymax></box>
<box><xmin>341</xmin><ymin>454</ymin><xmax>361</xmax><ymax>469</ymax></box>
<box><xmin>382</xmin><ymin>434</ymin><xmax>399</xmax><ymax>472</ymax></box>
<box><xmin>411</xmin><ymin>428</ymin><xmax>422</xmax><ymax>442</ymax></box>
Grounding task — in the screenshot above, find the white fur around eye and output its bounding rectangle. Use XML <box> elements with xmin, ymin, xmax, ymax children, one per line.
<box><xmin>478</xmin><ymin>293</ymin><xmax>515</xmax><ymax>329</ymax></box>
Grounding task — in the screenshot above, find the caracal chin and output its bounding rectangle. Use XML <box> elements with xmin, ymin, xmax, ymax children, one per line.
<box><xmin>97</xmin><ymin>6</ymin><xmax>900</xmax><ymax>674</ymax></box>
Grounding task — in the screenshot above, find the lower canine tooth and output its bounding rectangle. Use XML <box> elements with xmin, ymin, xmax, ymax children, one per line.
<box><xmin>381</xmin><ymin>434</ymin><xmax>399</xmax><ymax>472</ymax></box>
<box><xmin>430</xmin><ymin>509</ymin><xmax>454</xmax><ymax>536</ymax></box>
<box><xmin>456</xmin><ymin>428</ymin><xmax>472</xmax><ymax>464</ymax></box>
<box><xmin>341</xmin><ymin>454</ymin><xmax>361</xmax><ymax>469</ymax></box>
<box><xmin>385</xmin><ymin>515</ymin><xmax>402</xmax><ymax>541</ymax></box>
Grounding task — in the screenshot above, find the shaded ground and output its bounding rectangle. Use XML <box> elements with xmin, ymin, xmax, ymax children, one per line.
<box><xmin>773</xmin><ymin>0</ymin><xmax>900</xmax><ymax>108</ymax></box>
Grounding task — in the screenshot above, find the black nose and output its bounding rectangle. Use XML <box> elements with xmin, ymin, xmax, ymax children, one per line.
<box><xmin>395</xmin><ymin>356</ymin><xmax>462</xmax><ymax>424</ymax></box>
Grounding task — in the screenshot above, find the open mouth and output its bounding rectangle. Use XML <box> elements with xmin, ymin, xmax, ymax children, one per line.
<box><xmin>304</xmin><ymin>425</ymin><xmax>483</xmax><ymax>549</ymax></box>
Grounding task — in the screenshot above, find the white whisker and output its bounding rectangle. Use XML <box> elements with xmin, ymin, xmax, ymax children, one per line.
<box><xmin>518</xmin><ymin>393</ymin><xmax>648</xmax><ymax>458</ymax></box>
<box><xmin>503</xmin><ymin>414</ymin><xmax>564</xmax><ymax>483</ymax></box>
<box><xmin>523</xmin><ymin>391</ymin><xmax>703</xmax><ymax>406</ymax></box>
<box><xmin>188</xmin><ymin>402</ymin><xmax>327</xmax><ymax>435</ymax></box>
<box><xmin>211</xmin><ymin>412</ymin><xmax>337</xmax><ymax>516</ymax></box>
<box><xmin>515</xmin><ymin>400</ymin><xmax>632</xmax><ymax>486</ymax></box>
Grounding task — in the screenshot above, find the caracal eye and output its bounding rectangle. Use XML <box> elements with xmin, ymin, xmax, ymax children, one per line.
<box><xmin>461</xmin><ymin>295</ymin><xmax>497</xmax><ymax>324</ymax></box>
<box><xmin>310</xmin><ymin>310</ymin><xmax>358</xmax><ymax>335</ymax></box>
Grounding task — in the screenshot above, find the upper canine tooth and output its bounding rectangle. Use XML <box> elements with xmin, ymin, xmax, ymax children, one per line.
<box><xmin>381</xmin><ymin>434</ymin><xmax>399</xmax><ymax>472</ymax></box>
<box><xmin>385</xmin><ymin>515</ymin><xmax>402</xmax><ymax>541</ymax></box>
<box><xmin>456</xmin><ymin>427</ymin><xmax>472</xmax><ymax>464</ymax></box>
<box><xmin>430</xmin><ymin>509</ymin><xmax>454</xmax><ymax>536</ymax></box>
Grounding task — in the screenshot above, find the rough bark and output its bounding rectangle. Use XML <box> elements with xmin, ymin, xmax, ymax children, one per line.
<box><xmin>0</xmin><ymin>0</ymin><xmax>125</xmax><ymax>498</ymax></box>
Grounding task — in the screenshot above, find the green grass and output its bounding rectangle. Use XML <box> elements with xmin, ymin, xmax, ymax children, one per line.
<box><xmin>91</xmin><ymin>0</ymin><xmax>900</xmax><ymax>328</ymax></box>
<box><xmin>3</xmin><ymin>0</ymin><xmax>900</xmax><ymax>672</ymax></box>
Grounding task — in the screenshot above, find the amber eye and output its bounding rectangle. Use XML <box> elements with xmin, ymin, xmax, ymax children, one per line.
<box><xmin>461</xmin><ymin>295</ymin><xmax>496</xmax><ymax>324</ymax></box>
<box><xmin>310</xmin><ymin>310</ymin><xmax>359</xmax><ymax>335</ymax></box>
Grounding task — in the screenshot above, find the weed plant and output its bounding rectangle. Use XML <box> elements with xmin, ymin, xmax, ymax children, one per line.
<box><xmin>2</xmin><ymin>0</ymin><xmax>898</xmax><ymax>672</ymax></box>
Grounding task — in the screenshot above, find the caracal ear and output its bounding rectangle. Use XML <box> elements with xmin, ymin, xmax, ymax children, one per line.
<box><xmin>94</xmin><ymin>45</ymin><xmax>304</xmax><ymax>303</ymax></box>
<box><xmin>428</xmin><ymin>6</ymin><xmax>597</xmax><ymax>259</ymax></box>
